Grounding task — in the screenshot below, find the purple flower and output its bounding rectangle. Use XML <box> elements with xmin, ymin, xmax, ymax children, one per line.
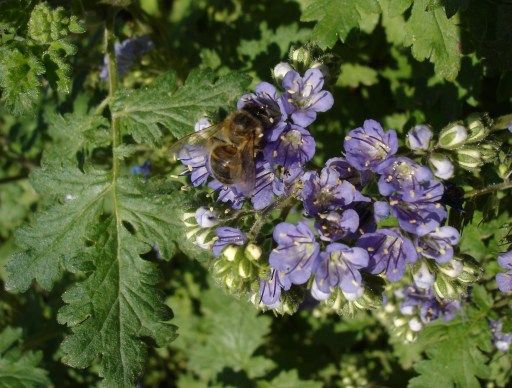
<box><xmin>489</xmin><ymin>319</ymin><xmax>512</xmax><ymax>352</ymax></box>
<box><xmin>100</xmin><ymin>36</ymin><xmax>154</xmax><ymax>79</ymax></box>
<box><xmin>311</xmin><ymin>243</ymin><xmax>369</xmax><ymax>301</ymax></box>
<box><xmin>301</xmin><ymin>167</ymin><xmax>363</xmax><ymax>217</ymax></box>
<box><xmin>496</xmin><ymin>250</ymin><xmax>512</xmax><ymax>292</ymax></box>
<box><xmin>324</xmin><ymin>157</ymin><xmax>372</xmax><ymax>188</ymax></box>
<box><xmin>258</xmin><ymin>269</ymin><xmax>291</xmax><ymax>308</ymax></box>
<box><xmin>130</xmin><ymin>160</ymin><xmax>151</xmax><ymax>178</ymax></box>
<box><xmin>178</xmin><ymin>118</ymin><xmax>213</xmax><ymax>187</ymax></box>
<box><xmin>282</xmin><ymin>68</ymin><xmax>334</xmax><ymax>127</ymax></box>
<box><xmin>343</xmin><ymin>120</ymin><xmax>398</xmax><ymax>172</ymax></box>
<box><xmin>377</xmin><ymin>157</ymin><xmax>439</xmax><ymax>198</ymax></box>
<box><xmin>212</xmin><ymin>227</ymin><xmax>246</xmax><ymax>257</ymax></box>
<box><xmin>263</xmin><ymin>124</ymin><xmax>315</xmax><ymax>168</ymax></box>
<box><xmin>357</xmin><ymin>229</ymin><xmax>417</xmax><ymax>282</ymax></box>
<box><xmin>195</xmin><ymin>207</ymin><xmax>219</xmax><ymax>228</ymax></box>
<box><xmin>208</xmin><ymin>179</ymin><xmax>245</xmax><ymax>209</ymax></box>
<box><xmin>389</xmin><ymin>195</ymin><xmax>447</xmax><ymax>236</ymax></box>
<box><xmin>269</xmin><ymin>221</ymin><xmax>320</xmax><ymax>284</ymax></box>
<box><xmin>407</xmin><ymin>125</ymin><xmax>433</xmax><ymax>151</ymax></box>
<box><xmin>399</xmin><ymin>285</ymin><xmax>460</xmax><ymax>324</ymax></box>
<box><xmin>315</xmin><ymin>209</ymin><xmax>359</xmax><ymax>242</ymax></box>
<box><xmin>374</xmin><ymin>201</ymin><xmax>390</xmax><ymax>221</ymax></box>
<box><xmin>415</xmin><ymin>226</ymin><xmax>460</xmax><ymax>263</ymax></box>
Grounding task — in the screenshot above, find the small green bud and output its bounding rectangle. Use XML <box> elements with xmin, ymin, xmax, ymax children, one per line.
<box><xmin>455</xmin><ymin>146</ymin><xmax>482</xmax><ymax>171</ymax></box>
<box><xmin>438</xmin><ymin>123</ymin><xmax>468</xmax><ymax>149</ymax></box>
<box><xmin>479</xmin><ymin>141</ymin><xmax>500</xmax><ymax>163</ymax></box>
<box><xmin>458</xmin><ymin>261</ymin><xmax>481</xmax><ymax>284</ymax></box>
<box><xmin>438</xmin><ymin>259</ymin><xmax>463</xmax><ymax>278</ymax></box>
<box><xmin>238</xmin><ymin>258</ymin><xmax>253</xmax><ymax>279</ymax></box>
<box><xmin>434</xmin><ymin>274</ymin><xmax>457</xmax><ymax>299</ymax></box>
<box><xmin>290</xmin><ymin>46</ymin><xmax>313</xmax><ymax>71</ymax></box>
<box><xmin>224</xmin><ymin>272</ymin><xmax>236</xmax><ymax>289</ymax></box>
<box><xmin>465</xmin><ymin>113</ymin><xmax>489</xmax><ymax>143</ymax></box>
<box><xmin>499</xmin><ymin>164</ymin><xmax>509</xmax><ymax>178</ymax></box>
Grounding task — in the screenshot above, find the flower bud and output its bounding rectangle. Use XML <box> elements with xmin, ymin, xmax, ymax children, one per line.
<box><xmin>244</xmin><ymin>243</ymin><xmax>262</xmax><ymax>261</ymax></box>
<box><xmin>413</xmin><ymin>262</ymin><xmax>435</xmax><ymax>289</ymax></box>
<box><xmin>429</xmin><ymin>153</ymin><xmax>454</xmax><ymax>180</ymax></box>
<box><xmin>290</xmin><ymin>46</ymin><xmax>313</xmax><ymax>70</ymax></box>
<box><xmin>407</xmin><ymin>125</ymin><xmax>433</xmax><ymax>151</ymax></box>
<box><xmin>465</xmin><ymin>113</ymin><xmax>489</xmax><ymax>144</ymax></box>
<box><xmin>238</xmin><ymin>257</ymin><xmax>253</xmax><ymax>279</ymax></box>
<box><xmin>455</xmin><ymin>147</ymin><xmax>482</xmax><ymax>171</ymax></box>
<box><xmin>438</xmin><ymin>259</ymin><xmax>463</xmax><ymax>278</ymax></box>
<box><xmin>195</xmin><ymin>207</ymin><xmax>219</xmax><ymax>228</ymax></box>
<box><xmin>438</xmin><ymin>123</ymin><xmax>468</xmax><ymax>149</ymax></box>
<box><xmin>434</xmin><ymin>274</ymin><xmax>457</xmax><ymax>299</ymax></box>
<box><xmin>223</xmin><ymin>245</ymin><xmax>239</xmax><ymax>262</ymax></box>
<box><xmin>272</xmin><ymin>62</ymin><xmax>293</xmax><ymax>81</ymax></box>
<box><xmin>479</xmin><ymin>141</ymin><xmax>500</xmax><ymax>163</ymax></box>
<box><xmin>310</xmin><ymin>62</ymin><xmax>330</xmax><ymax>79</ymax></box>
<box><xmin>409</xmin><ymin>317</ymin><xmax>423</xmax><ymax>332</ymax></box>
<box><xmin>458</xmin><ymin>261</ymin><xmax>481</xmax><ymax>284</ymax></box>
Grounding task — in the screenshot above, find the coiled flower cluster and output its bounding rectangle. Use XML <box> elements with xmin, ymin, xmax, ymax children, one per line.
<box><xmin>178</xmin><ymin>53</ymin><xmax>475</xmax><ymax>319</ymax></box>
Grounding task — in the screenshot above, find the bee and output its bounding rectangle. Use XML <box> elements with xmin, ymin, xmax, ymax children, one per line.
<box><xmin>170</xmin><ymin>99</ymin><xmax>280</xmax><ymax>195</ymax></box>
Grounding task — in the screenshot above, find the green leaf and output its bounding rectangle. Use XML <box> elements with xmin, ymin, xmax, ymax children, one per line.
<box><xmin>408</xmin><ymin>290</ymin><xmax>492</xmax><ymax>388</ymax></box>
<box><xmin>175</xmin><ymin>284</ymin><xmax>273</xmax><ymax>381</ymax></box>
<box><xmin>258</xmin><ymin>370</ymin><xmax>322</xmax><ymax>388</ymax></box>
<box><xmin>0</xmin><ymin>326</ymin><xmax>51</xmax><ymax>387</ymax></box>
<box><xmin>113</xmin><ymin>69</ymin><xmax>251</xmax><ymax>145</ymax></box>
<box><xmin>405</xmin><ymin>0</ymin><xmax>461</xmax><ymax>80</ymax></box>
<box><xmin>300</xmin><ymin>0</ymin><xmax>381</xmax><ymax>48</ymax></box>
<box><xmin>337</xmin><ymin>63</ymin><xmax>378</xmax><ymax>88</ymax></box>
<box><xmin>5</xmin><ymin>162</ymin><xmax>110</xmax><ymax>293</ymax></box>
<box><xmin>57</xmin><ymin>221</ymin><xmax>177</xmax><ymax>386</ymax></box>
<box><xmin>0</xmin><ymin>48</ymin><xmax>45</xmax><ymax>116</ymax></box>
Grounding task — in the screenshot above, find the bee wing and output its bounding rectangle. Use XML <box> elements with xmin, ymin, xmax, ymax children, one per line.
<box><xmin>169</xmin><ymin>124</ymin><xmax>222</xmax><ymax>160</ymax></box>
<box><xmin>234</xmin><ymin>136</ymin><xmax>256</xmax><ymax>195</ymax></box>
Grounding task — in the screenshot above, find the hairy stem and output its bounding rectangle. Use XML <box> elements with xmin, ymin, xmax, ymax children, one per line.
<box><xmin>464</xmin><ymin>181</ymin><xmax>512</xmax><ymax>199</ymax></box>
<box><xmin>248</xmin><ymin>194</ymin><xmax>296</xmax><ymax>240</ymax></box>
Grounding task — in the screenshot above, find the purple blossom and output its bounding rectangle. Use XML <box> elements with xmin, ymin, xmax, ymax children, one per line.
<box><xmin>100</xmin><ymin>36</ymin><xmax>154</xmax><ymax>79</ymax></box>
<box><xmin>389</xmin><ymin>196</ymin><xmax>447</xmax><ymax>236</ymax></box>
<box><xmin>282</xmin><ymin>68</ymin><xmax>334</xmax><ymax>127</ymax></box>
<box><xmin>212</xmin><ymin>227</ymin><xmax>246</xmax><ymax>257</ymax></box>
<box><xmin>178</xmin><ymin>118</ymin><xmax>213</xmax><ymax>187</ymax></box>
<box><xmin>407</xmin><ymin>125</ymin><xmax>433</xmax><ymax>151</ymax></box>
<box><xmin>377</xmin><ymin>157</ymin><xmax>439</xmax><ymax>198</ymax></box>
<box><xmin>301</xmin><ymin>167</ymin><xmax>364</xmax><ymax>217</ymax></box>
<box><xmin>311</xmin><ymin>243</ymin><xmax>369</xmax><ymax>301</ymax></box>
<box><xmin>195</xmin><ymin>207</ymin><xmax>219</xmax><ymax>228</ymax></box>
<box><xmin>258</xmin><ymin>269</ymin><xmax>291</xmax><ymax>308</ymax></box>
<box><xmin>374</xmin><ymin>201</ymin><xmax>391</xmax><ymax>221</ymax></box>
<box><xmin>489</xmin><ymin>319</ymin><xmax>512</xmax><ymax>352</ymax></box>
<box><xmin>343</xmin><ymin>120</ymin><xmax>398</xmax><ymax>172</ymax></box>
<box><xmin>496</xmin><ymin>250</ymin><xmax>512</xmax><ymax>292</ymax></box>
<box><xmin>399</xmin><ymin>285</ymin><xmax>460</xmax><ymax>324</ymax></box>
<box><xmin>357</xmin><ymin>229</ymin><xmax>417</xmax><ymax>282</ymax></box>
<box><xmin>415</xmin><ymin>226</ymin><xmax>460</xmax><ymax>263</ymax></box>
<box><xmin>315</xmin><ymin>209</ymin><xmax>359</xmax><ymax>242</ymax></box>
<box><xmin>269</xmin><ymin>221</ymin><xmax>320</xmax><ymax>284</ymax></box>
<box><xmin>130</xmin><ymin>160</ymin><xmax>151</xmax><ymax>178</ymax></box>
<box><xmin>263</xmin><ymin>124</ymin><xmax>315</xmax><ymax>168</ymax></box>
<box><xmin>208</xmin><ymin>179</ymin><xmax>245</xmax><ymax>209</ymax></box>
<box><xmin>324</xmin><ymin>157</ymin><xmax>372</xmax><ymax>188</ymax></box>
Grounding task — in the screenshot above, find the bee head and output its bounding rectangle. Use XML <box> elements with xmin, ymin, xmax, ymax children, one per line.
<box><xmin>241</xmin><ymin>98</ymin><xmax>281</xmax><ymax>130</ymax></box>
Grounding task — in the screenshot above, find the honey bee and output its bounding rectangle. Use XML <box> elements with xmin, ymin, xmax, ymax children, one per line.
<box><xmin>170</xmin><ymin>99</ymin><xmax>280</xmax><ymax>195</ymax></box>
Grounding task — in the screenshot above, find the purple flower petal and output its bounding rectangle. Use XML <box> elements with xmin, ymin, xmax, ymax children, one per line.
<box><xmin>212</xmin><ymin>227</ymin><xmax>246</xmax><ymax>257</ymax></box>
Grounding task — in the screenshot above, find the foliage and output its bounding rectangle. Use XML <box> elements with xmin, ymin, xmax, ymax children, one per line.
<box><xmin>0</xmin><ymin>0</ymin><xmax>511</xmax><ymax>387</ymax></box>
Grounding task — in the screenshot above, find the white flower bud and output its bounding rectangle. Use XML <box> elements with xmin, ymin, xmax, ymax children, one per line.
<box><xmin>409</xmin><ymin>318</ymin><xmax>423</xmax><ymax>332</ymax></box>
<box><xmin>438</xmin><ymin>124</ymin><xmax>468</xmax><ymax>149</ymax></box>
<box><xmin>456</xmin><ymin>147</ymin><xmax>482</xmax><ymax>170</ymax></box>
<box><xmin>413</xmin><ymin>262</ymin><xmax>435</xmax><ymax>289</ymax></box>
<box><xmin>407</xmin><ymin>125</ymin><xmax>433</xmax><ymax>151</ymax></box>
<box><xmin>439</xmin><ymin>259</ymin><xmax>463</xmax><ymax>278</ymax></box>
<box><xmin>273</xmin><ymin>62</ymin><xmax>293</xmax><ymax>81</ymax></box>
<box><xmin>223</xmin><ymin>245</ymin><xmax>239</xmax><ymax>262</ymax></box>
<box><xmin>429</xmin><ymin>154</ymin><xmax>454</xmax><ymax>180</ymax></box>
<box><xmin>245</xmin><ymin>243</ymin><xmax>262</xmax><ymax>261</ymax></box>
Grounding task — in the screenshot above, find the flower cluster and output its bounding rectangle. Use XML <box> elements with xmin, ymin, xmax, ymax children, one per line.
<box><xmin>178</xmin><ymin>53</ymin><xmax>471</xmax><ymax>319</ymax></box>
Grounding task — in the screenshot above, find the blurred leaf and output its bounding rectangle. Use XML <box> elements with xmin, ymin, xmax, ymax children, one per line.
<box><xmin>337</xmin><ymin>63</ymin><xmax>378</xmax><ymax>88</ymax></box>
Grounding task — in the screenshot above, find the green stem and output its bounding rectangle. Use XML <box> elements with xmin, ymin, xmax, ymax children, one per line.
<box><xmin>464</xmin><ymin>181</ymin><xmax>512</xmax><ymax>199</ymax></box>
<box><xmin>248</xmin><ymin>194</ymin><xmax>296</xmax><ymax>240</ymax></box>
<box><xmin>0</xmin><ymin>174</ymin><xmax>28</xmax><ymax>185</ymax></box>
